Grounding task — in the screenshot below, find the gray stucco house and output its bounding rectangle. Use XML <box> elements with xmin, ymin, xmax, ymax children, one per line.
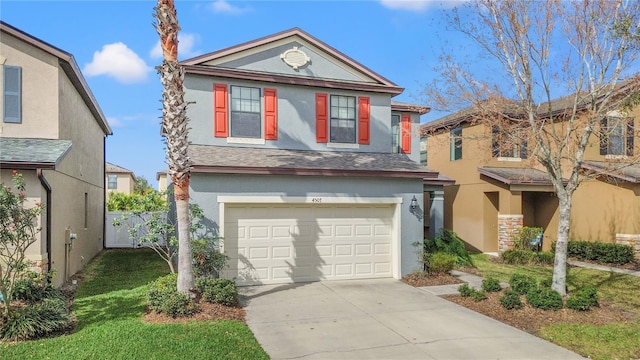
<box><xmin>181</xmin><ymin>28</ymin><xmax>448</xmax><ymax>285</ymax></box>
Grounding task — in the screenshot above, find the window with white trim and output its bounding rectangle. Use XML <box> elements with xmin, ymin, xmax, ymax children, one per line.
<box><xmin>330</xmin><ymin>95</ymin><xmax>356</xmax><ymax>143</ymax></box>
<box><xmin>391</xmin><ymin>114</ymin><xmax>401</xmax><ymax>153</ymax></box>
<box><xmin>601</xmin><ymin>116</ymin><xmax>634</xmax><ymax>156</ymax></box>
<box><xmin>450</xmin><ymin>127</ymin><xmax>462</xmax><ymax>161</ymax></box>
<box><xmin>3</xmin><ymin>65</ymin><xmax>22</xmax><ymax>123</ymax></box>
<box><xmin>107</xmin><ymin>175</ymin><xmax>117</xmax><ymax>190</ymax></box>
<box><xmin>230</xmin><ymin>86</ymin><xmax>261</xmax><ymax>138</ymax></box>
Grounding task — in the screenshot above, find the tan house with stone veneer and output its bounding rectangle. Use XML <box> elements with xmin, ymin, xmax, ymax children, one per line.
<box><xmin>421</xmin><ymin>88</ymin><xmax>640</xmax><ymax>258</ymax></box>
<box><xmin>0</xmin><ymin>21</ymin><xmax>112</xmax><ymax>286</ymax></box>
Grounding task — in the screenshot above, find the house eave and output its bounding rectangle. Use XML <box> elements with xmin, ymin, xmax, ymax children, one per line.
<box><xmin>192</xmin><ymin>165</ymin><xmax>436</xmax><ymax>179</ymax></box>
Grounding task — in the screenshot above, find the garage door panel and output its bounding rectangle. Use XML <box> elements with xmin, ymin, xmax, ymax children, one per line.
<box><xmin>226</xmin><ymin>204</ymin><xmax>394</xmax><ymax>285</ymax></box>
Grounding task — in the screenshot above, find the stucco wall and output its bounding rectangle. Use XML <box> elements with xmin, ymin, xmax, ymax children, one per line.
<box><xmin>0</xmin><ymin>31</ymin><xmax>59</xmax><ymax>139</ymax></box>
<box><xmin>189</xmin><ymin>173</ymin><xmax>425</xmax><ymax>277</ymax></box>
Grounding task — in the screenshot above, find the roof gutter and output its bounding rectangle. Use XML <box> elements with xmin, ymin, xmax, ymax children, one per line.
<box><xmin>36</xmin><ymin>169</ymin><xmax>52</xmax><ymax>275</ymax></box>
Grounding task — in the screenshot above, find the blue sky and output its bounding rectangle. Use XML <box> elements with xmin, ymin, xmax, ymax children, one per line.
<box><xmin>2</xmin><ymin>0</ymin><xmax>469</xmax><ymax>185</ymax></box>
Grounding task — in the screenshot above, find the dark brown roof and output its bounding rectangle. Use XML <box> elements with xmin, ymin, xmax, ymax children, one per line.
<box><xmin>189</xmin><ymin>145</ymin><xmax>438</xmax><ymax>179</ymax></box>
<box><xmin>106</xmin><ymin>162</ymin><xmax>134</xmax><ymax>175</ymax></box>
<box><xmin>424</xmin><ymin>173</ymin><xmax>455</xmax><ymax>186</ymax></box>
<box><xmin>0</xmin><ymin>21</ymin><xmax>112</xmax><ymax>136</ymax></box>
<box><xmin>582</xmin><ymin>161</ymin><xmax>640</xmax><ymax>183</ymax></box>
<box><xmin>478</xmin><ymin>167</ymin><xmax>561</xmax><ymax>186</ymax></box>
<box><xmin>391</xmin><ymin>100</ymin><xmax>430</xmax><ymax>115</ymax></box>
<box><xmin>181</xmin><ymin>28</ymin><xmax>404</xmax><ymax>95</ymax></box>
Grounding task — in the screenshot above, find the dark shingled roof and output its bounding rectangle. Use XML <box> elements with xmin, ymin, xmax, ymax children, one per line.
<box><xmin>189</xmin><ymin>145</ymin><xmax>438</xmax><ymax>179</ymax></box>
<box><xmin>478</xmin><ymin>167</ymin><xmax>561</xmax><ymax>186</ymax></box>
<box><xmin>106</xmin><ymin>162</ymin><xmax>134</xmax><ymax>174</ymax></box>
<box><xmin>582</xmin><ymin>161</ymin><xmax>640</xmax><ymax>183</ymax></box>
<box><xmin>0</xmin><ymin>138</ymin><xmax>71</xmax><ymax>168</ymax></box>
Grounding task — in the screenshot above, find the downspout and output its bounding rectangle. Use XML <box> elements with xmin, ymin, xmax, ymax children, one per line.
<box><xmin>37</xmin><ymin>169</ymin><xmax>52</xmax><ymax>275</ymax></box>
<box><xmin>103</xmin><ymin>136</ymin><xmax>107</xmax><ymax>249</ymax></box>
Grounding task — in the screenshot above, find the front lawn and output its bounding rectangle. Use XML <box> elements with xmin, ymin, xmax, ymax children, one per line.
<box><xmin>0</xmin><ymin>249</ymin><xmax>268</xmax><ymax>360</ymax></box>
<box><xmin>470</xmin><ymin>254</ymin><xmax>640</xmax><ymax>360</ymax></box>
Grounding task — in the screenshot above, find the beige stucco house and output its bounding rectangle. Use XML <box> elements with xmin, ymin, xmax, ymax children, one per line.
<box><xmin>106</xmin><ymin>162</ymin><xmax>135</xmax><ymax>198</ymax></box>
<box><xmin>0</xmin><ymin>21</ymin><xmax>112</xmax><ymax>286</ymax></box>
<box><xmin>156</xmin><ymin>170</ymin><xmax>169</xmax><ymax>192</ymax></box>
<box><xmin>421</xmin><ymin>88</ymin><xmax>640</xmax><ymax>257</ymax></box>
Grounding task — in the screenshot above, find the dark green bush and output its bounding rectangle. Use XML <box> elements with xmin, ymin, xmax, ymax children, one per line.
<box><xmin>501</xmin><ymin>250</ymin><xmax>554</xmax><ymax>265</ymax></box>
<box><xmin>192</xmin><ymin>238</ymin><xmax>228</xmax><ymax>278</ymax></box>
<box><xmin>532</xmin><ymin>251</ymin><xmax>555</xmax><ymax>265</ymax></box>
<box><xmin>526</xmin><ymin>287</ymin><xmax>563</xmax><ymax>310</ymax></box>
<box><xmin>500</xmin><ymin>290</ymin><xmax>524</xmax><ymax>310</ymax></box>
<box><xmin>566</xmin><ymin>287</ymin><xmax>599</xmax><ymax>311</ymax></box>
<box><xmin>482</xmin><ymin>277</ymin><xmax>502</xmax><ymax>292</ymax></box>
<box><xmin>13</xmin><ymin>271</ymin><xmax>63</xmax><ymax>303</ymax></box>
<box><xmin>539</xmin><ymin>277</ymin><xmax>553</xmax><ymax>288</ymax></box>
<box><xmin>513</xmin><ymin>226</ymin><xmax>543</xmax><ymax>251</ymax></box>
<box><xmin>195</xmin><ymin>278</ymin><xmax>238</xmax><ymax>306</ymax></box>
<box><xmin>470</xmin><ymin>289</ymin><xmax>487</xmax><ymax>302</ymax></box>
<box><xmin>564</xmin><ymin>240</ymin><xmax>634</xmax><ymax>265</ymax></box>
<box><xmin>0</xmin><ymin>298</ymin><xmax>71</xmax><ymax>341</ymax></box>
<box><xmin>424</xmin><ymin>229</ymin><xmax>473</xmax><ymax>267</ymax></box>
<box><xmin>509</xmin><ymin>273</ymin><xmax>537</xmax><ymax>295</ymax></box>
<box><xmin>147</xmin><ymin>274</ymin><xmax>198</xmax><ymax>317</ymax></box>
<box><xmin>428</xmin><ymin>252</ymin><xmax>456</xmax><ymax>274</ymax></box>
<box><xmin>458</xmin><ymin>284</ymin><xmax>474</xmax><ymax>297</ymax></box>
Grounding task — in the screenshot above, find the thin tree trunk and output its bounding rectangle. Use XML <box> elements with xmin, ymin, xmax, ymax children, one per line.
<box><xmin>552</xmin><ymin>193</ymin><xmax>572</xmax><ymax>297</ymax></box>
<box><xmin>174</xmin><ymin>182</ymin><xmax>193</xmax><ymax>292</ymax></box>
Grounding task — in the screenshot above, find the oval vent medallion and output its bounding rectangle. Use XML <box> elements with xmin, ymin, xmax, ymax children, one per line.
<box><xmin>280</xmin><ymin>47</ymin><xmax>310</xmax><ymax>70</ymax></box>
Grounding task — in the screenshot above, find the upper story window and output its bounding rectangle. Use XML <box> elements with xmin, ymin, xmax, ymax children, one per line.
<box><xmin>230</xmin><ymin>86</ymin><xmax>261</xmax><ymax>138</ymax></box>
<box><xmin>492</xmin><ymin>126</ymin><xmax>527</xmax><ymax>159</ymax></box>
<box><xmin>330</xmin><ymin>95</ymin><xmax>356</xmax><ymax>143</ymax></box>
<box><xmin>3</xmin><ymin>65</ymin><xmax>22</xmax><ymax>123</ymax></box>
<box><xmin>450</xmin><ymin>127</ymin><xmax>462</xmax><ymax>161</ymax></box>
<box><xmin>601</xmin><ymin>116</ymin><xmax>634</xmax><ymax>156</ymax></box>
<box><xmin>107</xmin><ymin>175</ymin><xmax>117</xmax><ymax>190</ymax></box>
<box><xmin>391</xmin><ymin>114</ymin><xmax>401</xmax><ymax>153</ymax></box>
<box><xmin>420</xmin><ymin>136</ymin><xmax>427</xmax><ymax>165</ymax></box>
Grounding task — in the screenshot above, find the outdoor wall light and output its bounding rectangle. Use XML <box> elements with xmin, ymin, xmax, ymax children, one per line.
<box><xmin>410</xmin><ymin>195</ymin><xmax>418</xmax><ymax>211</ymax></box>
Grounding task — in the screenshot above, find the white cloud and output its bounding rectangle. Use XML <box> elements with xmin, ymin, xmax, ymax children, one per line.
<box><xmin>380</xmin><ymin>0</ymin><xmax>462</xmax><ymax>11</ymax></box>
<box><xmin>83</xmin><ymin>43</ymin><xmax>151</xmax><ymax>84</ymax></box>
<box><xmin>106</xmin><ymin>116</ymin><xmax>124</xmax><ymax>128</ymax></box>
<box><xmin>150</xmin><ymin>33</ymin><xmax>201</xmax><ymax>60</ymax></box>
<box><xmin>209</xmin><ymin>0</ymin><xmax>251</xmax><ymax>14</ymax></box>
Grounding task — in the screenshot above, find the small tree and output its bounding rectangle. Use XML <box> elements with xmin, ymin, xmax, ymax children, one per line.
<box><xmin>133</xmin><ymin>176</ymin><xmax>154</xmax><ymax>195</ymax></box>
<box><xmin>0</xmin><ymin>171</ymin><xmax>44</xmax><ymax>316</ymax></box>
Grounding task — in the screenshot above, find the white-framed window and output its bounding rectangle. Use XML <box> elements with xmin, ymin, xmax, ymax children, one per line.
<box><xmin>230</xmin><ymin>85</ymin><xmax>261</xmax><ymax>138</ymax></box>
<box><xmin>107</xmin><ymin>174</ymin><xmax>117</xmax><ymax>190</ymax></box>
<box><xmin>420</xmin><ymin>137</ymin><xmax>427</xmax><ymax>165</ymax></box>
<box><xmin>391</xmin><ymin>114</ymin><xmax>401</xmax><ymax>153</ymax></box>
<box><xmin>450</xmin><ymin>127</ymin><xmax>462</xmax><ymax>161</ymax></box>
<box><xmin>491</xmin><ymin>126</ymin><xmax>527</xmax><ymax>159</ymax></box>
<box><xmin>3</xmin><ymin>65</ymin><xmax>22</xmax><ymax>123</ymax></box>
<box><xmin>330</xmin><ymin>95</ymin><xmax>356</xmax><ymax>143</ymax></box>
<box><xmin>601</xmin><ymin>116</ymin><xmax>634</xmax><ymax>156</ymax></box>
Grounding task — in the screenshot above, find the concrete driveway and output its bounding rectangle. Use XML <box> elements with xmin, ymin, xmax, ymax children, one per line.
<box><xmin>239</xmin><ymin>279</ymin><xmax>584</xmax><ymax>359</ymax></box>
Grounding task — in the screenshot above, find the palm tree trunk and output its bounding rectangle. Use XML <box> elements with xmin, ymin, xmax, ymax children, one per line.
<box><xmin>154</xmin><ymin>0</ymin><xmax>194</xmax><ymax>294</ymax></box>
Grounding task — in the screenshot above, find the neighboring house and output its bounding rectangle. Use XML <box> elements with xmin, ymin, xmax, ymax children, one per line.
<box><xmin>421</xmin><ymin>89</ymin><xmax>640</xmax><ymax>256</ymax></box>
<box><xmin>105</xmin><ymin>162</ymin><xmax>135</xmax><ymax>197</ymax></box>
<box><xmin>156</xmin><ymin>170</ymin><xmax>169</xmax><ymax>192</ymax></box>
<box><xmin>180</xmin><ymin>28</ymin><xmax>447</xmax><ymax>285</ymax></box>
<box><xmin>0</xmin><ymin>21</ymin><xmax>112</xmax><ymax>287</ymax></box>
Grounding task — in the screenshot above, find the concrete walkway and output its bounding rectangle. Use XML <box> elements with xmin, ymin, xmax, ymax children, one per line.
<box><xmin>568</xmin><ymin>259</ymin><xmax>640</xmax><ymax>277</ymax></box>
<box><xmin>240</xmin><ymin>279</ymin><xmax>584</xmax><ymax>359</ymax></box>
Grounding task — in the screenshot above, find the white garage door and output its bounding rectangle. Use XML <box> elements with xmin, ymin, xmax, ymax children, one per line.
<box><xmin>224</xmin><ymin>203</ymin><xmax>395</xmax><ymax>285</ymax></box>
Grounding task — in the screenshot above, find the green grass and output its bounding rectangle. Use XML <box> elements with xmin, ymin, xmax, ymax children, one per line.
<box><xmin>1</xmin><ymin>249</ymin><xmax>268</xmax><ymax>360</ymax></box>
<box><xmin>471</xmin><ymin>253</ymin><xmax>640</xmax><ymax>360</ymax></box>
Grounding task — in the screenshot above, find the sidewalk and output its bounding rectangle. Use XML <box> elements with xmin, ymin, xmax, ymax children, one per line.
<box><xmin>568</xmin><ymin>259</ymin><xmax>640</xmax><ymax>277</ymax></box>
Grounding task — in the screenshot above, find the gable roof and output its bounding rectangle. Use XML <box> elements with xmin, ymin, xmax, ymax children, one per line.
<box><xmin>188</xmin><ymin>145</ymin><xmax>438</xmax><ymax>179</ymax></box>
<box><xmin>391</xmin><ymin>100</ymin><xmax>430</xmax><ymax>115</ymax></box>
<box><xmin>582</xmin><ymin>161</ymin><xmax>640</xmax><ymax>184</ymax></box>
<box><xmin>0</xmin><ymin>138</ymin><xmax>72</xmax><ymax>169</ymax></box>
<box><xmin>478</xmin><ymin>167</ymin><xmax>564</xmax><ymax>186</ymax></box>
<box><xmin>106</xmin><ymin>162</ymin><xmax>134</xmax><ymax>175</ymax></box>
<box><xmin>181</xmin><ymin>27</ymin><xmax>404</xmax><ymax>95</ymax></box>
<box><xmin>0</xmin><ymin>21</ymin><xmax>112</xmax><ymax>136</ymax></box>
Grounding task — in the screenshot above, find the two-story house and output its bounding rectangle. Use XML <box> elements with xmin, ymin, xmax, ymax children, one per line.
<box><xmin>421</xmin><ymin>89</ymin><xmax>640</xmax><ymax>257</ymax></box>
<box><xmin>0</xmin><ymin>21</ymin><xmax>112</xmax><ymax>287</ymax></box>
<box><xmin>180</xmin><ymin>28</ymin><xmax>447</xmax><ymax>285</ymax></box>
<box><xmin>105</xmin><ymin>162</ymin><xmax>135</xmax><ymax>198</ymax></box>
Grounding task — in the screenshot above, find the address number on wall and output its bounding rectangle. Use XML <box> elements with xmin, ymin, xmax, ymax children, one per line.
<box><xmin>311</xmin><ymin>198</ymin><xmax>322</xmax><ymax>203</ymax></box>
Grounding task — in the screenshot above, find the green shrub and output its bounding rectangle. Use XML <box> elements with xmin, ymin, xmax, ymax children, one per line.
<box><xmin>192</xmin><ymin>238</ymin><xmax>228</xmax><ymax>278</ymax></box>
<box><xmin>0</xmin><ymin>298</ymin><xmax>71</xmax><ymax>341</ymax></box>
<box><xmin>500</xmin><ymin>249</ymin><xmax>533</xmax><ymax>265</ymax></box>
<box><xmin>428</xmin><ymin>252</ymin><xmax>456</xmax><ymax>274</ymax></box>
<box><xmin>482</xmin><ymin>277</ymin><xmax>502</xmax><ymax>292</ymax></box>
<box><xmin>13</xmin><ymin>271</ymin><xmax>63</xmax><ymax>303</ymax></box>
<box><xmin>424</xmin><ymin>229</ymin><xmax>473</xmax><ymax>267</ymax></box>
<box><xmin>147</xmin><ymin>274</ymin><xmax>198</xmax><ymax>317</ymax></box>
<box><xmin>195</xmin><ymin>278</ymin><xmax>238</xmax><ymax>306</ymax></box>
<box><xmin>470</xmin><ymin>289</ymin><xmax>487</xmax><ymax>301</ymax></box>
<box><xmin>458</xmin><ymin>284</ymin><xmax>474</xmax><ymax>297</ymax></box>
<box><xmin>526</xmin><ymin>287</ymin><xmax>563</xmax><ymax>310</ymax></box>
<box><xmin>500</xmin><ymin>290</ymin><xmax>524</xmax><ymax>310</ymax></box>
<box><xmin>532</xmin><ymin>251</ymin><xmax>555</xmax><ymax>265</ymax></box>
<box><xmin>513</xmin><ymin>226</ymin><xmax>543</xmax><ymax>251</ymax></box>
<box><xmin>509</xmin><ymin>273</ymin><xmax>537</xmax><ymax>295</ymax></box>
<box><xmin>538</xmin><ymin>277</ymin><xmax>553</xmax><ymax>288</ymax></box>
<box><xmin>565</xmin><ymin>240</ymin><xmax>634</xmax><ymax>265</ymax></box>
<box><xmin>566</xmin><ymin>287</ymin><xmax>599</xmax><ymax>311</ymax></box>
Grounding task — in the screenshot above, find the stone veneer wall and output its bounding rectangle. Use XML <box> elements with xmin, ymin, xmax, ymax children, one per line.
<box><xmin>615</xmin><ymin>234</ymin><xmax>640</xmax><ymax>260</ymax></box>
<box><xmin>498</xmin><ymin>214</ymin><xmax>523</xmax><ymax>253</ymax></box>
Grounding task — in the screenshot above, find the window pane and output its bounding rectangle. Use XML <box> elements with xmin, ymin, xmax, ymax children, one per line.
<box><xmin>231</xmin><ymin>112</ymin><xmax>261</xmax><ymax>138</ymax></box>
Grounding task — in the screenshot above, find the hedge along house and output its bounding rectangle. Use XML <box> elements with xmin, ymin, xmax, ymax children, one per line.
<box><xmin>421</xmin><ymin>85</ymin><xmax>640</xmax><ymax>257</ymax></box>
<box><xmin>180</xmin><ymin>28</ymin><xmax>447</xmax><ymax>285</ymax></box>
<box><xmin>0</xmin><ymin>21</ymin><xmax>112</xmax><ymax>287</ymax></box>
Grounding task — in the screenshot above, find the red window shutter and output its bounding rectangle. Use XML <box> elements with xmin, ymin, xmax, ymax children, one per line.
<box><xmin>264</xmin><ymin>88</ymin><xmax>278</xmax><ymax>140</ymax></box>
<box><xmin>401</xmin><ymin>114</ymin><xmax>411</xmax><ymax>154</ymax></box>
<box><xmin>358</xmin><ymin>97</ymin><xmax>370</xmax><ymax>145</ymax></box>
<box><xmin>316</xmin><ymin>93</ymin><xmax>328</xmax><ymax>143</ymax></box>
<box><xmin>213</xmin><ymin>83</ymin><xmax>228</xmax><ymax>137</ymax></box>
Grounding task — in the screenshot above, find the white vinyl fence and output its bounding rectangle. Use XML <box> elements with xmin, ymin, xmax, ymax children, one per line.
<box><xmin>105</xmin><ymin>211</ymin><xmax>167</xmax><ymax>248</ymax></box>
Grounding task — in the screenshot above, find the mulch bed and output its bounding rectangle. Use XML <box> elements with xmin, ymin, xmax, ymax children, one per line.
<box><xmin>401</xmin><ymin>272</ymin><xmax>465</xmax><ymax>287</ymax></box>
<box><xmin>143</xmin><ymin>301</ymin><xmax>246</xmax><ymax>324</ymax></box>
